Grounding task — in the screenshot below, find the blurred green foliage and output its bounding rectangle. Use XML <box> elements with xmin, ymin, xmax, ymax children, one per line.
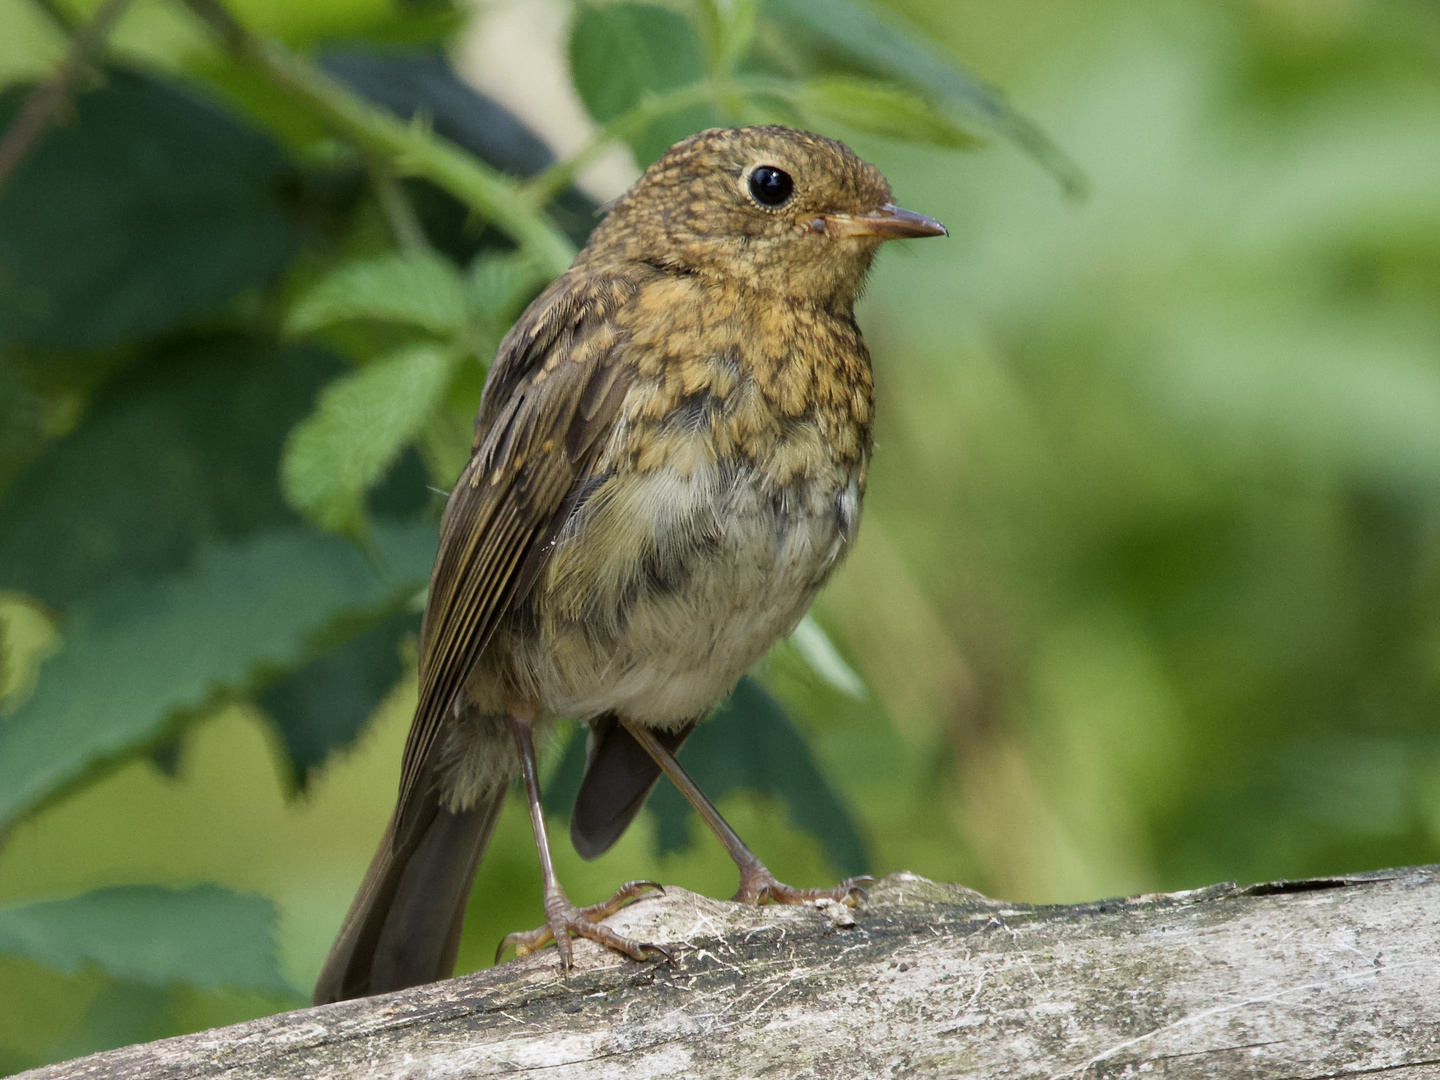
<box><xmin>1</xmin><ymin>0</ymin><xmax>1439</xmax><ymax>1072</ymax></box>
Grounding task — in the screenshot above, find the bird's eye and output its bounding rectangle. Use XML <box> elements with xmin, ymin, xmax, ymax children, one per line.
<box><xmin>747</xmin><ymin>165</ymin><xmax>794</xmax><ymax>208</ymax></box>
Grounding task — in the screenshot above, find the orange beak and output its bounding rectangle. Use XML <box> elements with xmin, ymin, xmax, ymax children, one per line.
<box><xmin>820</xmin><ymin>203</ymin><xmax>948</xmax><ymax>240</ymax></box>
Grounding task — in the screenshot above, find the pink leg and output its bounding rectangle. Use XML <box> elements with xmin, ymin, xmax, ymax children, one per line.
<box><xmin>620</xmin><ymin>716</ymin><xmax>872</xmax><ymax>906</ymax></box>
<box><xmin>498</xmin><ymin>712</ymin><xmax>670</xmax><ymax>968</ymax></box>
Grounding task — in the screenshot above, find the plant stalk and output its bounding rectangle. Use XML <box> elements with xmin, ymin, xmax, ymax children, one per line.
<box><xmin>524</xmin><ymin>76</ymin><xmax>792</xmax><ymax>207</ymax></box>
<box><xmin>178</xmin><ymin>0</ymin><xmax>577</xmax><ymax>277</ymax></box>
<box><xmin>0</xmin><ymin>0</ymin><xmax>136</xmax><ymax>190</ymax></box>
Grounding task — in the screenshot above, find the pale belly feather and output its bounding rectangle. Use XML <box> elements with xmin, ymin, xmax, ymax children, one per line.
<box><xmin>520</xmin><ymin>456</ymin><xmax>861</xmax><ymax>726</ymax></box>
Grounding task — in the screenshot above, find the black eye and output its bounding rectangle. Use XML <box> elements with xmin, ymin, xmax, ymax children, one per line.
<box><xmin>748</xmin><ymin>165</ymin><xmax>794</xmax><ymax>207</ymax></box>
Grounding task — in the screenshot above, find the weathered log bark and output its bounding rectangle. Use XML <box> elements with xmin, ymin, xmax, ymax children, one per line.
<box><xmin>19</xmin><ymin>866</ymin><xmax>1440</xmax><ymax>1079</ymax></box>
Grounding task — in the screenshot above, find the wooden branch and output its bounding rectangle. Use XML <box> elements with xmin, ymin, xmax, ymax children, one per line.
<box><xmin>19</xmin><ymin>866</ymin><xmax>1440</xmax><ymax>1079</ymax></box>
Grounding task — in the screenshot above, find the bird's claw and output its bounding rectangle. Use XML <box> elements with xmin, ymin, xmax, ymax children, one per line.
<box><xmin>497</xmin><ymin>880</ymin><xmax>669</xmax><ymax>968</ymax></box>
<box><xmin>736</xmin><ymin>868</ymin><xmax>874</xmax><ymax>908</ymax></box>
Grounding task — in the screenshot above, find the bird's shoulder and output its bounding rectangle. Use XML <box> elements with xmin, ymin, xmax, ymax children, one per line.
<box><xmin>465</xmin><ymin>260</ymin><xmax>876</xmax><ymax>495</ymax></box>
<box><xmin>470</xmin><ymin>263</ymin><xmax>646</xmax><ymax>455</ymax></box>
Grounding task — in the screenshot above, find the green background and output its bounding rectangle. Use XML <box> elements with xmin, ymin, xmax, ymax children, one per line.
<box><xmin>3</xmin><ymin>0</ymin><xmax>1440</xmax><ymax>1071</ymax></box>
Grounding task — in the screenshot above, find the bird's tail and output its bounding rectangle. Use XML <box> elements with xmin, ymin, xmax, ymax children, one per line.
<box><xmin>313</xmin><ymin>783</ymin><xmax>503</xmax><ymax>1004</ymax></box>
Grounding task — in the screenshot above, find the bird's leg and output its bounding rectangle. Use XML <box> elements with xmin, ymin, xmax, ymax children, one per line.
<box><xmin>620</xmin><ymin>716</ymin><xmax>872</xmax><ymax>906</ymax></box>
<box><xmin>498</xmin><ymin>710</ymin><xmax>669</xmax><ymax>968</ymax></box>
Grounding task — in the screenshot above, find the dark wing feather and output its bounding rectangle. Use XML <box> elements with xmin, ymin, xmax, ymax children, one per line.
<box><xmin>571</xmin><ymin>714</ymin><xmax>695</xmax><ymax>860</ymax></box>
<box><xmin>393</xmin><ymin>270</ymin><xmax>635</xmax><ymax>834</ymax></box>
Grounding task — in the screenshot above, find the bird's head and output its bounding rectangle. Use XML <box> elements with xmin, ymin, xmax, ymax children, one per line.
<box><xmin>582</xmin><ymin>125</ymin><xmax>946</xmax><ymax>308</ymax></box>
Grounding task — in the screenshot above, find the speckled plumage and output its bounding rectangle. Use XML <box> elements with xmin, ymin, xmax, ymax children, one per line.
<box><xmin>315</xmin><ymin>126</ymin><xmax>943</xmax><ymax>1004</ymax></box>
<box><xmin>443</xmin><ymin>265</ymin><xmax>875</xmax><ymax>796</ymax></box>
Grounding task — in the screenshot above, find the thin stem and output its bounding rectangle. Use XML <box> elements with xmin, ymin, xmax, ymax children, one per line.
<box><xmin>0</xmin><ymin>0</ymin><xmax>135</xmax><ymax>190</ymax></box>
<box><xmin>177</xmin><ymin>0</ymin><xmax>576</xmax><ymax>278</ymax></box>
<box><xmin>524</xmin><ymin>80</ymin><xmax>727</xmax><ymax>207</ymax></box>
<box><xmin>523</xmin><ymin>75</ymin><xmax>799</xmax><ymax>207</ymax></box>
<box><xmin>368</xmin><ymin>159</ymin><xmax>430</xmax><ymax>255</ymax></box>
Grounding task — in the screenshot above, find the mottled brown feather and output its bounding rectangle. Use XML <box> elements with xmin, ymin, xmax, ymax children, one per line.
<box><xmin>396</xmin><ymin>271</ymin><xmax>638</xmax><ymax>835</ymax></box>
<box><xmin>319</xmin><ymin>125</ymin><xmax>943</xmax><ymax>1002</ymax></box>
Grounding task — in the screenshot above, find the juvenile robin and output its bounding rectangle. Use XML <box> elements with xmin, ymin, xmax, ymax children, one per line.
<box><xmin>313</xmin><ymin>125</ymin><xmax>946</xmax><ymax>1003</ymax></box>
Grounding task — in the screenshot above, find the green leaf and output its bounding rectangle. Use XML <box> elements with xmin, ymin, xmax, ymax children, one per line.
<box><xmin>568</xmin><ymin>2</ymin><xmax>715</xmax><ymax>166</ymax></box>
<box><xmin>466</xmin><ymin>251</ymin><xmax>548</xmax><ymax>325</ymax></box>
<box><xmin>0</xmin><ymin>885</ymin><xmax>290</xmax><ymax>993</ymax></box>
<box><xmin>789</xmin><ymin>614</ymin><xmax>865</xmax><ymax>698</ymax></box>
<box><xmin>696</xmin><ymin>0</ymin><xmax>759</xmax><ymax>76</ymax></box>
<box><xmin>0</xmin><ymin>70</ymin><xmax>298</xmax><ymax>349</ymax></box>
<box><xmin>43</xmin><ymin>981</ymin><xmax>172</xmax><ymax>1068</ymax></box>
<box><xmin>788</xmin><ymin>76</ymin><xmax>981</xmax><ymax>149</ymax></box>
<box><xmin>281</xmin><ymin>343</ymin><xmax>456</xmax><ymax>534</ymax></box>
<box><xmin>285</xmin><ymin>252</ymin><xmax>468</xmax><ymax>337</ymax></box>
<box><xmin>0</xmin><ymin>356</ymin><xmax>47</xmax><ymax>495</ymax></box>
<box><xmin>258</xmin><ymin>609</ymin><xmax>420</xmax><ymax>790</ymax></box>
<box><xmin>0</xmin><ymin>336</ymin><xmax>343</xmax><ymax>610</ymax></box>
<box><xmin>0</xmin><ymin>592</ymin><xmax>60</xmax><ymax>714</ymax></box>
<box><xmin>546</xmin><ymin>676</ymin><xmax>869</xmax><ymax>876</ymax></box>
<box><xmin>0</xmin><ymin>522</ymin><xmax>437</xmax><ymax>827</ymax></box>
<box><xmin>762</xmin><ymin>0</ymin><xmax>1083</xmax><ymax>193</ymax></box>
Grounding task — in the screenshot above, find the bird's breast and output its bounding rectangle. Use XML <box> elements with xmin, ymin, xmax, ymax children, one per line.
<box><xmin>614</xmin><ymin>279</ymin><xmax>875</xmax><ymax>483</ymax></box>
<box><xmin>526</xmin><ymin>459</ymin><xmax>862</xmax><ymax>724</ymax></box>
<box><xmin>517</xmin><ymin>330</ymin><xmax>871</xmax><ymax>725</ymax></box>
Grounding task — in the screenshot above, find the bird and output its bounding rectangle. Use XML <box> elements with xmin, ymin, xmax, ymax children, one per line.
<box><xmin>313</xmin><ymin>124</ymin><xmax>946</xmax><ymax>1004</ymax></box>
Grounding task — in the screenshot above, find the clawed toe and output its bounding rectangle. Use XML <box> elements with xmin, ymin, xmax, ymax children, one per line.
<box><xmin>737</xmin><ymin>867</ymin><xmax>874</xmax><ymax>907</ymax></box>
<box><xmin>497</xmin><ymin>881</ymin><xmax>669</xmax><ymax>968</ymax></box>
<box><xmin>577</xmin><ymin>879</ymin><xmax>663</xmax><ymax>921</ymax></box>
<box><xmin>837</xmin><ymin>875</ymin><xmax>876</xmax><ymax>905</ymax></box>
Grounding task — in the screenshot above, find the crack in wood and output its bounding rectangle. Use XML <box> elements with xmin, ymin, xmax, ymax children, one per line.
<box><xmin>14</xmin><ymin>868</ymin><xmax>1440</xmax><ymax>1080</ymax></box>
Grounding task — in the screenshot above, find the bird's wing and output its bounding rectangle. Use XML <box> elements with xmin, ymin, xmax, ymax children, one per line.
<box><xmin>393</xmin><ymin>269</ymin><xmax>635</xmax><ymax>833</ymax></box>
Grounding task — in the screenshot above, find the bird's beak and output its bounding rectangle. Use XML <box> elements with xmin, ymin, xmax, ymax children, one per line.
<box><xmin>820</xmin><ymin>203</ymin><xmax>948</xmax><ymax>240</ymax></box>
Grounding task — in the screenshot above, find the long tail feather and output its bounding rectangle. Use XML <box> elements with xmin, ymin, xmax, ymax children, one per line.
<box><xmin>313</xmin><ymin>786</ymin><xmax>503</xmax><ymax>1004</ymax></box>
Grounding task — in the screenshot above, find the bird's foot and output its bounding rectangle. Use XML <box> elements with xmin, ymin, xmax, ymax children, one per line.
<box><xmin>497</xmin><ymin>879</ymin><xmax>671</xmax><ymax>969</ymax></box>
<box><xmin>734</xmin><ymin>864</ymin><xmax>874</xmax><ymax>907</ymax></box>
